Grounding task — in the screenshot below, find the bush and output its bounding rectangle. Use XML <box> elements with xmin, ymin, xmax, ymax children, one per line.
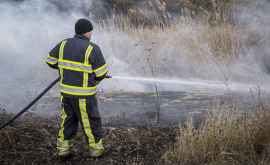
<box><xmin>164</xmin><ymin>104</ymin><xmax>270</xmax><ymax>165</ymax></box>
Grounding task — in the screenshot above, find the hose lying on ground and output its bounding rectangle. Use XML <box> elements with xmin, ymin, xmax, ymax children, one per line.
<box><xmin>0</xmin><ymin>77</ymin><xmax>60</xmax><ymax>130</ymax></box>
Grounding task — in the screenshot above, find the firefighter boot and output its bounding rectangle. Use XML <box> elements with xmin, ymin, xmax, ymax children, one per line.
<box><xmin>89</xmin><ymin>139</ymin><xmax>105</xmax><ymax>157</ymax></box>
<box><xmin>57</xmin><ymin>139</ymin><xmax>73</xmax><ymax>158</ymax></box>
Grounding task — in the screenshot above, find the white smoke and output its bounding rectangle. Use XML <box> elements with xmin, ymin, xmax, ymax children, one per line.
<box><xmin>0</xmin><ymin>0</ymin><xmax>86</xmax><ymax>111</ymax></box>
<box><xmin>0</xmin><ymin>0</ymin><xmax>147</xmax><ymax>112</ymax></box>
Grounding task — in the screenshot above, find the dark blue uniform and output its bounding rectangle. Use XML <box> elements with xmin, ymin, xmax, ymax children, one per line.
<box><xmin>46</xmin><ymin>34</ymin><xmax>108</xmax><ymax>156</ymax></box>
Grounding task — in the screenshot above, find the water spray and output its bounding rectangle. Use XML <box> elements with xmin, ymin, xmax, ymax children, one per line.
<box><xmin>1</xmin><ymin>75</ymin><xmax>268</xmax><ymax>129</ymax></box>
<box><xmin>112</xmin><ymin>76</ymin><xmax>269</xmax><ymax>93</ymax></box>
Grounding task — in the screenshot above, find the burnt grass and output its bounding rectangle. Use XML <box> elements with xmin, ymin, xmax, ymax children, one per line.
<box><xmin>0</xmin><ymin>112</ymin><xmax>177</xmax><ymax>165</ymax></box>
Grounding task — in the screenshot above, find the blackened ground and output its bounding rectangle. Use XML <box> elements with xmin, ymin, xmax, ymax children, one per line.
<box><xmin>0</xmin><ymin>112</ymin><xmax>177</xmax><ymax>165</ymax></box>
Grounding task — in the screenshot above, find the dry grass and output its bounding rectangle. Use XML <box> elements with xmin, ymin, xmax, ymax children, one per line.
<box><xmin>164</xmin><ymin>104</ymin><xmax>270</xmax><ymax>165</ymax></box>
<box><xmin>96</xmin><ymin>0</ymin><xmax>261</xmax><ymax>64</ymax></box>
<box><xmin>101</xmin><ymin>0</ymin><xmax>239</xmax><ymax>24</ymax></box>
<box><xmin>98</xmin><ymin>16</ymin><xmax>245</xmax><ymax>67</ymax></box>
<box><xmin>179</xmin><ymin>0</ymin><xmax>237</xmax><ymax>23</ymax></box>
<box><xmin>95</xmin><ymin>16</ymin><xmax>259</xmax><ymax>83</ymax></box>
<box><xmin>205</xmin><ymin>23</ymin><xmax>242</xmax><ymax>60</ymax></box>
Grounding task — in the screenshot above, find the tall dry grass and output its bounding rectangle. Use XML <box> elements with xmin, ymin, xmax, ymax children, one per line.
<box><xmin>100</xmin><ymin>0</ymin><xmax>240</xmax><ymax>24</ymax></box>
<box><xmin>163</xmin><ymin>103</ymin><xmax>270</xmax><ymax>165</ymax></box>
<box><xmin>96</xmin><ymin>0</ymin><xmax>257</xmax><ymax>62</ymax></box>
<box><xmin>96</xmin><ymin>15</ymin><xmax>257</xmax><ymax>83</ymax></box>
<box><xmin>98</xmin><ymin>15</ymin><xmax>244</xmax><ymax>66</ymax></box>
<box><xmin>179</xmin><ymin>0</ymin><xmax>236</xmax><ymax>23</ymax></box>
<box><xmin>99</xmin><ymin>8</ymin><xmax>246</xmax><ymax>53</ymax></box>
<box><xmin>95</xmin><ymin>1</ymin><xmax>264</xmax><ymax>90</ymax></box>
<box><xmin>205</xmin><ymin>23</ymin><xmax>242</xmax><ymax>60</ymax></box>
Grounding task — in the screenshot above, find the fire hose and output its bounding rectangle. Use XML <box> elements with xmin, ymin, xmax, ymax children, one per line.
<box><xmin>0</xmin><ymin>77</ymin><xmax>60</xmax><ymax>130</ymax></box>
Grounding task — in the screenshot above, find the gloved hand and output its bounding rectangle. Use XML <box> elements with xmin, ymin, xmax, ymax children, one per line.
<box><xmin>105</xmin><ymin>74</ymin><xmax>112</xmax><ymax>79</ymax></box>
<box><xmin>105</xmin><ymin>72</ymin><xmax>112</xmax><ymax>79</ymax></box>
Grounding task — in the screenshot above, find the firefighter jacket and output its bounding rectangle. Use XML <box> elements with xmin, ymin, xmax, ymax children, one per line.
<box><xmin>46</xmin><ymin>34</ymin><xmax>109</xmax><ymax>97</ymax></box>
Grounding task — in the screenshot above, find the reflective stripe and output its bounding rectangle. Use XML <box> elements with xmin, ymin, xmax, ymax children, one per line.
<box><xmin>46</xmin><ymin>59</ymin><xmax>57</xmax><ymax>65</ymax></box>
<box><xmin>48</xmin><ymin>54</ymin><xmax>57</xmax><ymax>59</ymax></box>
<box><xmin>59</xmin><ymin>59</ymin><xmax>90</xmax><ymax>66</ymax></box>
<box><xmin>57</xmin><ymin>96</ymin><xmax>70</xmax><ymax>153</ymax></box>
<box><xmin>79</xmin><ymin>99</ymin><xmax>96</xmax><ymax>146</ymax></box>
<box><xmin>94</xmin><ymin>64</ymin><xmax>108</xmax><ymax>77</ymax></box>
<box><xmin>83</xmin><ymin>45</ymin><xmax>94</xmax><ymax>87</ymax></box>
<box><xmin>59</xmin><ymin>41</ymin><xmax>67</xmax><ymax>60</ymax></box>
<box><xmin>58</xmin><ymin>96</ymin><xmax>66</xmax><ymax>141</ymax></box>
<box><xmin>60</xmin><ymin>84</ymin><xmax>96</xmax><ymax>96</ymax></box>
<box><xmin>83</xmin><ymin>72</ymin><xmax>88</xmax><ymax>87</ymax></box>
<box><xmin>58</xmin><ymin>60</ymin><xmax>93</xmax><ymax>73</ymax></box>
<box><xmin>60</xmin><ymin>83</ymin><xmax>96</xmax><ymax>90</ymax></box>
<box><xmin>59</xmin><ymin>67</ymin><xmax>64</xmax><ymax>84</ymax></box>
<box><xmin>46</xmin><ymin>55</ymin><xmax>58</xmax><ymax>65</ymax></box>
<box><xmin>85</xmin><ymin>45</ymin><xmax>93</xmax><ymax>65</ymax></box>
<box><xmin>57</xmin><ymin>41</ymin><xmax>97</xmax><ymax>96</ymax></box>
<box><xmin>59</xmin><ymin>41</ymin><xmax>67</xmax><ymax>83</ymax></box>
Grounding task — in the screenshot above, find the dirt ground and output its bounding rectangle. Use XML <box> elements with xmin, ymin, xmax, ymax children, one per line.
<box><xmin>0</xmin><ymin>112</ymin><xmax>177</xmax><ymax>165</ymax></box>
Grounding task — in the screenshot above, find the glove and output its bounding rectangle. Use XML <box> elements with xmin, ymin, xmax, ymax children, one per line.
<box><xmin>105</xmin><ymin>72</ymin><xmax>112</xmax><ymax>79</ymax></box>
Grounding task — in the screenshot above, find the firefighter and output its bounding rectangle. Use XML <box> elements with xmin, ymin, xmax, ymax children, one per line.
<box><xmin>46</xmin><ymin>18</ymin><xmax>110</xmax><ymax>158</ymax></box>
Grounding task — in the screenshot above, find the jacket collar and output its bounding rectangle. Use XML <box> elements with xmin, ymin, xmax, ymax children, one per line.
<box><xmin>74</xmin><ymin>34</ymin><xmax>89</xmax><ymax>41</ymax></box>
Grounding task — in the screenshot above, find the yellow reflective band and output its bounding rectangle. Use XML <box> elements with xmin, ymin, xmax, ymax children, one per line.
<box><xmin>60</xmin><ymin>89</ymin><xmax>96</xmax><ymax>96</ymax></box>
<box><xmin>61</xmin><ymin>90</ymin><xmax>96</xmax><ymax>96</ymax></box>
<box><xmin>96</xmin><ymin>68</ymin><xmax>108</xmax><ymax>77</ymax></box>
<box><xmin>58</xmin><ymin>96</ymin><xmax>67</xmax><ymax>142</ymax></box>
<box><xmin>83</xmin><ymin>74</ymin><xmax>88</xmax><ymax>88</ymax></box>
<box><xmin>48</xmin><ymin>54</ymin><xmax>57</xmax><ymax>59</ymax></box>
<box><xmin>59</xmin><ymin>41</ymin><xmax>67</xmax><ymax>83</ymax></box>
<box><xmin>46</xmin><ymin>55</ymin><xmax>58</xmax><ymax>64</ymax></box>
<box><xmin>94</xmin><ymin>64</ymin><xmax>108</xmax><ymax>72</ymax></box>
<box><xmin>58</xmin><ymin>61</ymin><xmax>93</xmax><ymax>73</ymax></box>
<box><xmin>46</xmin><ymin>59</ymin><xmax>58</xmax><ymax>65</ymax></box>
<box><xmin>47</xmin><ymin>61</ymin><xmax>57</xmax><ymax>65</ymax></box>
<box><xmin>83</xmin><ymin>73</ymin><xmax>88</xmax><ymax>88</ymax></box>
<box><xmin>59</xmin><ymin>40</ymin><xmax>67</xmax><ymax>60</ymax></box>
<box><xmin>59</xmin><ymin>65</ymin><xmax>92</xmax><ymax>73</ymax></box>
<box><xmin>59</xmin><ymin>59</ymin><xmax>91</xmax><ymax>66</ymax></box>
<box><xmin>85</xmin><ymin>45</ymin><xmax>93</xmax><ymax>65</ymax></box>
<box><xmin>83</xmin><ymin>45</ymin><xmax>94</xmax><ymax>88</ymax></box>
<box><xmin>59</xmin><ymin>67</ymin><xmax>64</xmax><ymax>83</ymax></box>
<box><xmin>60</xmin><ymin>83</ymin><xmax>96</xmax><ymax>90</ymax></box>
<box><xmin>79</xmin><ymin>99</ymin><xmax>96</xmax><ymax>146</ymax></box>
<box><xmin>60</xmin><ymin>84</ymin><xmax>97</xmax><ymax>96</ymax></box>
<box><xmin>94</xmin><ymin>64</ymin><xmax>108</xmax><ymax>77</ymax></box>
<box><xmin>47</xmin><ymin>61</ymin><xmax>56</xmax><ymax>65</ymax></box>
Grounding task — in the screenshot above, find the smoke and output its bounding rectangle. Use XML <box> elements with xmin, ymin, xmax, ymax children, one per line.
<box><xmin>236</xmin><ymin>0</ymin><xmax>270</xmax><ymax>71</ymax></box>
<box><xmin>99</xmin><ymin>0</ymin><xmax>270</xmax><ymax>88</ymax></box>
<box><xmin>0</xmin><ymin>0</ymin><xmax>146</xmax><ymax>112</ymax></box>
<box><xmin>1</xmin><ymin>0</ymin><xmax>270</xmax><ymax>112</ymax></box>
<box><xmin>227</xmin><ymin>0</ymin><xmax>270</xmax><ymax>84</ymax></box>
<box><xmin>0</xmin><ymin>0</ymin><xmax>88</xmax><ymax>111</ymax></box>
